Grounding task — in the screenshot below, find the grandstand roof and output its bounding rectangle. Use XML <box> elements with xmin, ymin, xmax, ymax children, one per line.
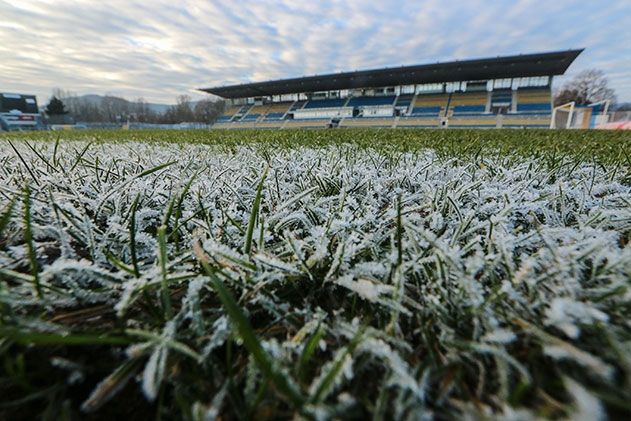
<box><xmin>200</xmin><ymin>50</ymin><xmax>583</xmax><ymax>99</ymax></box>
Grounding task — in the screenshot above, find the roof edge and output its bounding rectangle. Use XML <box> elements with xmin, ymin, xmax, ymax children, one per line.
<box><xmin>200</xmin><ymin>49</ymin><xmax>584</xmax><ymax>99</ymax></box>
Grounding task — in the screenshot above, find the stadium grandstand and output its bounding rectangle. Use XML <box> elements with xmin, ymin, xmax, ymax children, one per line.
<box><xmin>201</xmin><ymin>50</ymin><xmax>585</xmax><ymax>130</ymax></box>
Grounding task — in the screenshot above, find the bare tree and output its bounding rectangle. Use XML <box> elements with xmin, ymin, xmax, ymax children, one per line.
<box><xmin>193</xmin><ymin>99</ymin><xmax>225</xmax><ymax>123</ymax></box>
<box><xmin>133</xmin><ymin>97</ymin><xmax>156</xmax><ymax>123</ymax></box>
<box><xmin>161</xmin><ymin>95</ymin><xmax>196</xmax><ymax>123</ymax></box>
<box><xmin>554</xmin><ymin>69</ymin><xmax>617</xmax><ymax>106</ymax></box>
<box><xmin>48</xmin><ymin>89</ymin><xmax>223</xmax><ymax>124</ymax></box>
<box><xmin>175</xmin><ymin>95</ymin><xmax>195</xmax><ymax>122</ymax></box>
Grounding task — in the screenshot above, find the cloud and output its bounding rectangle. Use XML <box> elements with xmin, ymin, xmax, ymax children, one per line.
<box><xmin>0</xmin><ymin>0</ymin><xmax>629</xmax><ymax>103</ymax></box>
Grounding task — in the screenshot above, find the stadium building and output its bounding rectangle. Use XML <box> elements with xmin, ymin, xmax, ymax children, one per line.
<box><xmin>0</xmin><ymin>93</ymin><xmax>43</xmax><ymax>131</ymax></box>
<box><xmin>201</xmin><ymin>50</ymin><xmax>584</xmax><ymax>130</ymax></box>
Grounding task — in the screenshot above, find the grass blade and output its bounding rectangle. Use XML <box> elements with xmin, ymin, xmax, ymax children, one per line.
<box><xmin>297</xmin><ymin>324</ymin><xmax>324</xmax><ymax>382</ymax></box>
<box><xmin>0</xmin><ymin>327</ymin><xmax>131</xmax><ymax>346</ymax></box>
<box><xmin>194</xmin><ymin>241</ymin><xmax>305</xmax><ymax>408</ymax></box>
<box><xmin>157</xmin><ymin>225</ymin><xmax>173</xmax><ymax>319</ymax></box>
<box><xmin>81</xmin><ymin>357</ymin><xmax>145</xmax><ymax>413</ymax></box>
<box><xmin>244</xmin><ymin>166</ymin><xmax>268</xmax><ymax>255</ymax></box>
<box><xmin>22</xmin><ymin>184</ymin><xmax>41</xmax><ymax>298</ymax></box>
<box><xmin>138</xmin><ymin>160</ymin><xmax>177</xmax><ymax>178</ymax></box>
<box><xmin>309</xmin><ymin>329</ymin><xmax>363</xmax><ymax>404</ymax></box>
<box><xmin>8</xmin><ymin>140</ymin><xmax>40</xmax><ymax>185</ymax></box>
<box><xmin>0</xmin><ymin>195</ymin><xmax>17</xmax><ymax>238</ymax></box>
<box><xmin>129</xmin><ymin>194</ymin><xmax>141</xmax><ymax>278</ymax></box>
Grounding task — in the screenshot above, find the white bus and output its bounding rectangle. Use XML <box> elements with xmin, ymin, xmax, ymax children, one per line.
<box><xmin>0</xmin><ymin>93</ymin><xmax>42</xmax><ymax>131</ymax></box>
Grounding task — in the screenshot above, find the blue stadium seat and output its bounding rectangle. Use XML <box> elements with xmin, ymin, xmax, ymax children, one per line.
<box><xmin>411</xmin><ymin>106</ymin><xmax>441</xmax><ymax>115</ymax></box>
<box><xmin>241</xmin><ymin>114</ymin><xmax>260</xmax><ymax>121</ymax></box>
<box><xmin>492</xmin><ymin>91</ymin><xmax>512</xmax><ymax>103</ymax></box>
<box><xmin>265</xmin><ymin>112</ymin><xmax>285</xmax><ymax>120</ymax></box>
<box><xmin>452</xmin><ymin>105</ymin><xmax>485</xmax><ymax>114</ymax></box>
<box><xmin>516</xmin><ymin>103</ymin><xmax>551</xmax><ymax>112</ymax></box>
<box><xmin>394</xmin><ymin>95</ymin><xmax>413</xmax><ymax>109</ymax></box>
<box><xmin>290</xmin><ymin>101</ymin><xmax>306</xmax><ymax>111</ymax></box>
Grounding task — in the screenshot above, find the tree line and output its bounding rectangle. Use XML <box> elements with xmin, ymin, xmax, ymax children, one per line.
<box><xmin>44</xmin><ymin>89</ymin><xmax>226</xmax><ymax>124</ymax></box>
<box><xmin>553</xmin><ymin>69</ymin><xmax>618</xmax><ymax>107</ymax></box>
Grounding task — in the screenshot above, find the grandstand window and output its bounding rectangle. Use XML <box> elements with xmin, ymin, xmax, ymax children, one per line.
<box><xmin>493</xmin><ymin>78</ymin><xmax>512</xmax><ymax>89</ymax></box>
<box><xmin>446</xmin><ymin>82</ymin><xmax>464</xmax><ymax>93</ymax></box>
<box><xmin>416</xmin><ymin>83</ymin><xmax>442</xmax><ymax>94</ymax></box>
<box><xmin>467</xmin><ymin>81</ymin><xmax>488</xmax><ymax>92</ymax></box>
<box><xmin>512</xmin><ymin>76</ymin><xmax>550</xmax><ymax>89</ymax></box>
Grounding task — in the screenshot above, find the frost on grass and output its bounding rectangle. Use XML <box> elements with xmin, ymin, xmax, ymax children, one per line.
<box><xmin>0</xmin><ymin>138</ymin><xmax>630</xmax><ymax>419</ymax></box>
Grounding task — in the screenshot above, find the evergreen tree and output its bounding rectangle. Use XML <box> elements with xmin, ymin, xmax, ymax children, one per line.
<box><xmin>45</xmin><ymin>96</ymin><xmax>68</xmax><ymax>115</ymax></box>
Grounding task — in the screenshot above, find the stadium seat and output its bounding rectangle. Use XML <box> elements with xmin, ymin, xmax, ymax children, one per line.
<box><xmin>491</xmin><ymin>90</ymin><xmax>512</xmax><ymax>104</ymax></box>
<box><xmin>265</xmin><ymin>112</ymin><xmax>285</xmax><ymax>120</ymax></box>
<box><xmin>411</xmin><ymin>106</ymin><xmax>442</xmax><ymax>115</ymax></box>
<box><xmin>241</xmin><ymin>114</ymin><xmax>260</xmax><ymax>121</ymax></box>
<box><xmin>411</xmin><ymin>94</ymin><xmax>448</xmax><ymax>116</ymax></box>
<box><xmin>262</xmin><ymin>102</ymin><xmax>292</xmax><ymax>120</ymax></box>
<box><xmin>452</xmin><ymin>105</ymin><xmax>486</xmax><ymax>115</ymax></box>
<box><xmin>516</xmin><ymin>103</ymin><xmax>551</xmax><ymax>113</ymax></box>
<box><xmin>516</xmin><ymin>89</ymin><xmax>550</xmax><ymax>106</ymax></box>
<box><xmin>290</xmin><ymin>101</ymin><xmax>307</xmax><ymax>111</ymax></box>
<box><xmin>394</xmin><ymin>95</ymin><xmax>414</xmax><ymax>109</ymax></box>
<box><xmin>215</xmin><ymin>106</ymin><xmax>242</xmax><ymax>123</ymax></box>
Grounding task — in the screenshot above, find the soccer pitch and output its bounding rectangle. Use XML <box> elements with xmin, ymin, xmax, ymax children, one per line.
<box><xmin>0</xmin><ymin>129</ymin><xmax>630</xmax><ymax>419</ymax></box>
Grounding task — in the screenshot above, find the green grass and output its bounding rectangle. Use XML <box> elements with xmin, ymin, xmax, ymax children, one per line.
<box><xmin>0</xmin><ymin>128</ymin><xmax>630</xmax><ymax>420</ymax></box>
<box><xmin>3</xmin><ymin>128</ymin><xmax>630</xmax><ymax>163</ymax></box>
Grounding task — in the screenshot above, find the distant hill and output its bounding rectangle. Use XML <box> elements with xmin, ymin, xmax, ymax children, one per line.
<box><xmin>72</xmin><ymin>94</ymin><xmax>171</xmax><ymax>114</ymax></box>
<box><xmin>45</xmin><ymin>94</ymin><xmax>225</xmax><ymax>123</ymax></box>
<box><xmin>69</xmin><ymin>94</ymin><xmax>203</xmax><ymax>114</ymax></box>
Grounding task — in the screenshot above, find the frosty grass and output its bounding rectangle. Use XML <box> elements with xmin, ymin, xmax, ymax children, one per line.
<box><xmin>1</xmin><ymin>137</ymin><xmax>630</xmax><ymax>419</ymax></box>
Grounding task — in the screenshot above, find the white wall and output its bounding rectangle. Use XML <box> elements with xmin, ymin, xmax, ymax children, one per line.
<box><xmin>293</xmin><ymin>107</ymin><xmax>353</xmax><ymax>119</ymax></box>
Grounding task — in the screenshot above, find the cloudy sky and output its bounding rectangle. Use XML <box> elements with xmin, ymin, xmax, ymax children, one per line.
<box><xmin>1</xmin><ymin>0</ymin><xmax>630</xmax><ymax>104</ymax></box>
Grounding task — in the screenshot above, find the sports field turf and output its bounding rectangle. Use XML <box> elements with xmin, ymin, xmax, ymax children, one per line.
<box><xmin>0</xmin><ymin>129</ymin><xmax>630</xmax><ymax>419</ymax></box>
